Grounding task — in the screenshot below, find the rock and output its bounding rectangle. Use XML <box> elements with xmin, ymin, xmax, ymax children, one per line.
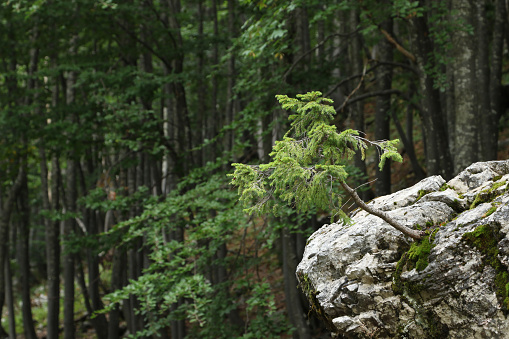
<box><xmin>296</xmin><ymin>160</ymin><xmax>509</xmax><ymax>338</ymax></box>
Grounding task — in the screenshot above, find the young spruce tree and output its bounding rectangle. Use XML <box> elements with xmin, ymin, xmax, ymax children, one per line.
<box><xmin>230</xmin><ymin>91</ymin><xmax>424</xmax><ymax>240</ymax></box>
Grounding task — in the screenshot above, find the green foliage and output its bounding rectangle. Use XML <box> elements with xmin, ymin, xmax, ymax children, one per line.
<box><xmin>98</xmin><ymin>173</ymin><xmax>295</xmax><ymax>338</ymax></box>
<box><xmin>230</xmin><ymin>92</ymin><xmax>402</xmax><ymax>223</ymax></box>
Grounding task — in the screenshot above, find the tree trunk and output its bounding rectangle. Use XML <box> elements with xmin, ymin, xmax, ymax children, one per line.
<box><xmin>374</xmin><ymin>12</ymin><xmax>393</xmax><ymax>196</ymax></box>
<box><xmin>474</xmin><ymin>0</ymin><xmax>491</xmax><ymax>161</ymax></box>
<box><xmin>0</xmin><ymin>166</ymin><xmax>24</xmax><ymax>335</ymax></box>
<box><xmin>208</xmin><ymin>0</ymin><xmax>219</xmax><ymax>164</ymax></box>
<box><xmin>63</xmin><ymin>35</ymin><xmax>78</xmax><ymax>339</ymax></box>
<box><xmin>349</xmin><ymin>9</ymin><xmax>374</xmax><ymax>201</ymax></box>
<box><xmin>488</xmin><ymin>0</ymin><xmax>506</xmax><ymax>160</ymax></box>
<box><xmin>4</xmin><ymin>254</ymin><xmax>16</xmax><ymax>339</ymax></box>
<box><xmin>109</xmin><ymin>169</ymin><xmax>129</xmax><ymax>339</ymax></box>
<box><xmin>224</xmin><ymin>0</ymin><xmax>237</xmax><ymax>158</ymax></box>
<box><xmin>17</xmin><ymin>169</ymin><xmax>37</xmax><ymax>339</ymax></box>
<box><xmin>451</xmin><ymin>0</ymin><xmax>478</xmax><ymax>173</ymax></box>
<box><xmin>410</xmin><ymin>9</ymin><xmax>453</xmax><ymax>179</ymax></box>
<box><xmin>84</xmin><ymin>197</ymin><xmax>109</xmax><ymax>338</ymax></box>
<box><xmin>281</xmin><ymin>227</ymin><xmax>311</xmax><ymax>339</ymax></box>
<box><xmin>63</xmin><ymin>160</ymin><xmax>77</xmax><ymax>339</ymax></box>
<box><xmin>45</xmin><ymin>153</ymin><xmax>61</xmax><ymax>339</ymax></box>
<box><xmin>108</xmin><ymin>246</ymin><xmax>126</xmax><ymax>339</ymax></box>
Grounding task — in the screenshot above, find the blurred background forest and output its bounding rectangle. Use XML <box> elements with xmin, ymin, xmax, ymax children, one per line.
<box><xmin>1</xmin><ymin>0</ymin><xmax>509</xmax><ymax>338</ymax></box>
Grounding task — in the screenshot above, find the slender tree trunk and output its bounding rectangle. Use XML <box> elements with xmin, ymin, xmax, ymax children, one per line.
<box><xmin>109</xmin><ymin>169</ymin><xmax>129</xmax><ymax>339</ymax></box>
<box><xmin>63</xmin><ymin>35</ymin><xmax>78</xmax><ymax>339</ymax></box>
<box><xmin>108</xmin><ymin>247</ymin><xmax>125</xmax><ymax>339</ymax></box>
<box><xmin>474</xmin><ymin>0</ymin><xmax>491</xmax><ymax>161</ymax></box>
<box><xmin>126</xmin><ymin>164</ymin><xmax>139</xmax><ymax>336</ymax></box>
<box><xmin>17</xmin><ymin>169</ymin><xmax>37</xmax><ymax>339</ymax></box>
<box><xmin>76</xmin><ymin>158</ymin><xmax>109</xmax><ymax>338</ymax></box>
<box><xmin>63</xmin><ymin>161</ymin><xmax>77</xmax><ymax>339</ymax></box>
<box><xmin>0</xmin><ymin>164</ymin><xmax>24</xmax><ymax>336</ymax></box>
<box><xmin>82</xmin><ymin>187</ymin><xmax>109</xmax><ymax>338</ymax></box>
<box><xmin>488</xmin><ymin>0</ymin><xmax>506</xmax><ymax>160</ymax></box>
<box><xmin>39</xmin><ymin>145</ymin><xmax>61</xmax><ymax>336</ymax></box>
<box><xmin>197</xmin><ymin>0</ymin><xmax>207</xmax><ymax>167</ymax></box>
<box><xmin>4</xmin><ymin>254</ymin><xmax>15</xmax><ymax>339</ymax></box>
<box><xmin>374</xmin><ymin>12</ymin><xmax>393</xmax><ymax>196</ymax></box>
<box><xmin>349</xmin><ymin>9</ymin><xmax>374</xmax><ymax>201</ymax></box>
<box><xmin>209</xmin><ymin>0</ymin><xmax>219</xmax><ymax>163</ymax></box>
<box><xmin>451</xmin><ymin>0</ymin><xmax>478</xmax><ymax>173</ymax></box>
<box><xmin>49</xmin><ymin>155</ymin><xmax>61</xmax><ymax>338</ymax></box>
<box><xmin>166</xmin><ymin>0</ymin><xmax>193</xmax><ymax>173</ymax></box>
<box><xmin>39</xmin><ymin>48</ymin><xmax>62</xmax><ymax>339</ymax></box>
<box><xmin>281</xmin><ymin>227</ymin><xmax>311</xmax><ymax>339</ymax></box>
<box><xmin>410</xmin><ymin>9</ymin><xmax>453</xmax><ymax>179</ymax></box>
<box><xmin>225</xmin><ymin>0</ymin><xmax>237</xmax><ymax>157</ymax></box>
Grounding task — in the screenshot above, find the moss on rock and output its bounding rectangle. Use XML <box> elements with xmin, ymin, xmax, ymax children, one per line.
<box><xmin>462</xmin><ymin>224</ymin><xmax>509</xmax><ymax>311</ymax></box>
<box><xmin>470</xmin><ymin>180</ymin><xmax>506</xmax><ymax>209</ymax></box>
<box><xmin>407</xmin><ymin>229</ymin><xmax>438</xmax><ymax>272</ymax></box>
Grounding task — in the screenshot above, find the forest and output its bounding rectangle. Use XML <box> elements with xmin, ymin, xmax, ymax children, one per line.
<box><xmin>0</xmin><ymin>0</ymin><xmax>508</xmax><ymax>338</ymax></box>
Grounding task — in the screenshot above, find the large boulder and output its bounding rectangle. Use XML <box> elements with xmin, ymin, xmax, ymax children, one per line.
<box><xmin>296</xmin><ymin>160</ymin><xmax>509</xmax><ymax>338</ymax></box>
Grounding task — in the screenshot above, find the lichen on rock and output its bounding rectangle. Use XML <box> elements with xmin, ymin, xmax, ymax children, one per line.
<box><xmin>297</xmin><ymin>160</ymin><xmax>509</xmax><ymax>338</ymax></box>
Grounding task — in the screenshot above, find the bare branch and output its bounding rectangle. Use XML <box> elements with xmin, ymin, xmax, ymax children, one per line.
<box><xmin>339</xmin><ymin>181</ymin><xmax>424</xmax><ymax>240</ymax></box>
<box><xmin>336</xmin><ymin>63</ymin><xmax>368</xmax><ymax>112</ymax></box>
<box><xmin>379</xmin><ymin>28</ymin><xmax>416</xmax><ymax>63</ymax></box>
<box><xmin>283</xmin><ymin>31</ymin><xmax>359</xmax><ymax>79</ymax></box>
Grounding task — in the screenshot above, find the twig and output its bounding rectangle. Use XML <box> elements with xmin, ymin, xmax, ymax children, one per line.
<box><xmin>335</xmin><ymin>89</ymin><xmax>402</xmax><ymax>112</ymax></box>
<box><xmin>336</xmin><ymin>63</ymin><xmax>368</xmax><ymax>112</ymax></box>
<box><xmin>339</xmin><ymin>181</ymin><xmax>424</xmax><ymax>240</ymax></box>
<box><xmin>379</xmin><ymin>28</ymin><xmax>416</xmax><ymax>63</ymax></box>
<box><xmin>283</xmin><ymin>31</ymin><xmax>359</xmax><ymax>79</ymax></box>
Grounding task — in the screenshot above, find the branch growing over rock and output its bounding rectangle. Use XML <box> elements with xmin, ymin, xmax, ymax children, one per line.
<box><xmin>230</xmin><ymin>92</ymin><xmax>421</xmax><ymax>240</ymax></box>
<box><xmin>340</xmin><ymin>181</ymin><xmax>424</xmax><ymax>240</ymax></box>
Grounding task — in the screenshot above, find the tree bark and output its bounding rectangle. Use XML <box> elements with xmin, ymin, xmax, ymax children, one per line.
<box><xmin>487</xmin><ymin>0</ymin><xmax>506</xmax><ymax>160</ymax></box>
<box><xmin>0</xmin><ymin>162</ymin><xmax>24</xmax><ymax>336</ymax></box>
<box><xmin>80</xmin><ymin>169</ymin><xmax>109</xmax><ymax>339</ymax></box>
<box><xmin>282</xmin><ymin>227</ymin><xmax>312</xmax><ymax>339</ymax></box>
<box><xmin>349</xmin><ymin>9</ymin><xmax>374</xmax><ymax>201</ymax></box>
<box><xmin>374</xmin><ymin>11</ymin><xmax>393</xmax><ymax>196</ymax></box>
<box><xmin>409</xmin><ymin>9</ymin><xmax>453</xmax><ymax>179</ymax></box>
<box><xmin>63</xmin><ymin>35</ymin><xmax>78</xmax><ymax>339</ymax></box>
<box><xmin>17</xmin><ymin>169</ymin><xmax>37</xmax><ymax>339</ymax></box>
<box><xmin>451</xmin><ymin>0</ymin><xmax>478</xmax><ymax>173</ymax></box>
<box><xmin>225</xmin><ymin>0</ymin><xmax>237</xmax><ymax>158</ymax></box>
<box><xmin>4</xmin><ymin>254</ymin><xmax>16</xmax><ymax>339</ymax></box>
<box><xmin>208</xmin><ymin>0</ymin><xmax>219</xmax><ymax>164</ymax></box>
<box><xmin>39</xmin><ymin>46</ymin><xmax>62</xmax><ymax>339</ymax></box>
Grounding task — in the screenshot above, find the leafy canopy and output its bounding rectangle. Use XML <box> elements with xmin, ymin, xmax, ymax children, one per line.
<box><xmin>230</xmin><ymin>91</ymin><xmax>402</xmax><ymax>222</ymax></box>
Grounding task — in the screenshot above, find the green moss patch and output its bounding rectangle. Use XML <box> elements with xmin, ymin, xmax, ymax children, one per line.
<box><xmin>482</xmin><ymin>203</ymin><xmax>499</xmax><ymax>218</ymax></box>
<box><xmin>407</xmin><ymin>229</ymin><xmax>438</xmax><ymax>272</ymax></box>
<box><xmin>470</xmin><ymin>180</ymin><xmax>506</xmax><ymax>209</ymax></box>
<box><xmin>392</xmin><ymin>229</ymin><xmax>438</xmax><ymax>294</ymax></box>
<box><xmin>415</xmin><ymin>189</ymin><xmax>430</xmax><ymax>203</ymax></box>
<box><xmin>439</xmin><ymin>183</ymin><xmax>452</xmax><ymax>192</ymax></box>
<box><xmin>462</xmin><ymin>224</ymin><xmax>509</xmax><ymax>311</ymax></box>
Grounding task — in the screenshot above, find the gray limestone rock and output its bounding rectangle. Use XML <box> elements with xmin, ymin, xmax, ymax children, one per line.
<box><xmin>297</xmin><ymin>160</ymin><xmax>509</xmax><ymax>338</ymax></box>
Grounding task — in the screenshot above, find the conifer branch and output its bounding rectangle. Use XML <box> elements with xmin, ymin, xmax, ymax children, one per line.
<box><xmin>230</xmin><ymin>91</ymin><xmax>421</xmax><ymax>240</ymax></box>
